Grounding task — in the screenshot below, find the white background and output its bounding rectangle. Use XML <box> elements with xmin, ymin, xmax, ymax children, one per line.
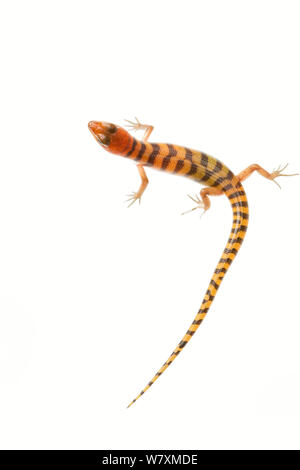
<box><xmin>0</xmin><ymin>0</ymin><xmax>299</xmax><ymax>450</ymax></box>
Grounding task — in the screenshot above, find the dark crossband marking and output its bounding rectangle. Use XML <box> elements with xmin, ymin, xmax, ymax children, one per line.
<box><xmin>231</xmin><ymin>201</ymin><xmax>248</xmax><ymax>207</ymax></box>
<box><xmin>211</xmin><ymin>176</ymin><xmax>226</xmax><ymax>187</ymax></box>
<box><xmin>147</xmin><ymin>143</ymin><xmax>160</xmax><ymax>166</ymax></box>
<box><xmin>172</xmin><ymin>350</ymin><xmax>180</xmax><ymax>356</ymax></box>
<box><xmin>219</xmin><ymin>257</ymin><xmax>233</xmax><ymax>265</ymax></box>
<box><xmin>200</xmin><ymin>153</ymin><xmax>212</xmax><ymax>182</ymax></box>
<box><xmin>214</xmin><ymin>160</ymin><xmax>223</xmax><ymax>172</ymax></box>
<box><xmin>198</xmin><ymin>307</ymin><xmax>209</xmax><ymax>314</ymax></box>
<box><xmin>203</xmin><ymin>295</ymin><xmax>214</xmax><ymax>304</ymax></box>
<box><xmin>126</xmin><ymin>138</ymin><xmax>137</xmax><ymax>157</ymax></box>
<box><xmin>227</xmin><ymin>237</ymin><xmax>244</xmax><ymax>244</ymax></box>
<box><xmin>204</xmin><ymin>290</ymin><xmax>214</xmax><ymax>302</ymax></box>
<box><xmin>202</xmin><ymin>170</ymin><xmax>213</xmax><ymax>182</ymax></box>
<box><xmin>201</xmin><ymin>153</ymin><xmax>208</xmax><ymax>167</ymax></box>
<box><xmin>210</xmin><ymin>279</ymin><xmax>220</xmax><ymax>290</ymax></box>
<box><xmin>184</xmin><ymin>147</ymin><xmax>193</xmax><ymax>161</ymax></box>
<box><xmin>233</xmin><ymin>212</ymin><xmax>249</xmax><ymax>220</ymax></box>
<box><xmin>232</xmin><ymin>218</ymin><xmax>247</xmax><ymax>225</ymax></box>
<box><xmin>223</xmin><ymin>183</ymin><xmax>234</xmax><ymax>192</ymax></box>
<box><xmin>215</xmin><ymin>267</ymin><xmax>227</xmax><ymax>274</ymax></box>
<box><xmin>232</xmin><ymin>225</ymin><xmax>247</xmax><ymax>232</ymax></box>
<box><xmin>224</xmin><ymin>247</ymin><xmax>238</xmax><ymax>255</ymax></box>
<box><xmin>134</xmin><ymin>142</ymin><xmax>146</xmax><ymax>161</ymax></box>
<box><xmin>161</xmin><ymin>144</ymin><xmax>177</xmax><ymax>170</ymax></box>
<box><xmin>174</xmin><ymin>159</ymin><xmax>184</xmax><ymax>173</ymax></box>
<box><xmin>167</xmin><ymin>144</ymin><xmax>177</xmax><ymax>156</ymax></box>
<box><xmin>233</xmin><ymin>209</ymin><xmax>249</xmax><ymax>217</ymax></box>
<box><xmin>186</xmin><ymin>329</ymin><xmax>196</xmax><ymax>336</ymax></box>
<box><xmin>228</xmin><ymin>191</ymin><xmax>247</xmax><ymax>199</ymax></box>
<box><xmin>186</xmin><ymin>162</ymin><xmax>198</xmax><ymax>175</ymax></box>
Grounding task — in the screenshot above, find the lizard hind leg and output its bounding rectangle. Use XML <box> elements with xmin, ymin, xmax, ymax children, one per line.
<box><xmin>182</xmin><ymin>187</ymin><xmax>223</xmax><ymax>216</ymax></box>
<box><xmin>237</xmin><ymin>163</ymin><xmax>298</xmax><ymax>189</ymax></box>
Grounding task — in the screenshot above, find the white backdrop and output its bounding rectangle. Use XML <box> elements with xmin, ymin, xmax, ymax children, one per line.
<box><xmin>0</xmin><ymin>0</ymin><xmax>299</xmax><ymax>450</ymax></box>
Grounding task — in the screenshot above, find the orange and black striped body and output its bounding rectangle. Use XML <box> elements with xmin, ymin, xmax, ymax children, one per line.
<box><xmin>88</xmin><ymin>120</ymin><xmax>291</xmax><ymax>408</ymax></box>
<box><xmin>122</xmin><ymin>137</ymin><xmax>249</xmax><ymax>406</ymax></box>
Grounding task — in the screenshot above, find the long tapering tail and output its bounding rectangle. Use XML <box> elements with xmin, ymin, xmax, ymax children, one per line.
<box><xmin>127</xmin><ymin>181</ymin><xmax>249</xmax><ymax>407</ymax></box>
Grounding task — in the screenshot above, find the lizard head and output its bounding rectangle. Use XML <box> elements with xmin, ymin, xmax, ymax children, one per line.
<box><xmin>88</xmin><ymin>121</ymin><xmax>131</xmax><ymax>155</ymax></box>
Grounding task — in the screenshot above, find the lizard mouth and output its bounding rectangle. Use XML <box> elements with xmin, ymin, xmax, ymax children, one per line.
<box><xmin>88</xmin><ymin>121</ymin><xmax>103</xmax><ymax>136</ymax></box>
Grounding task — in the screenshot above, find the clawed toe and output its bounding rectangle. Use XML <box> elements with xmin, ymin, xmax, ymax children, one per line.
<box><xmin>125</xmin><ymin>192</ymin><xmax>141</xmax><ymax>207</ymax></box>
<box><xmin>124</xmin><ymin>117</ymin><xmax>141</xmax><ymax>132</ymax></box>
<box><xmin>271</xmin><ymin>163</ymin><xmax>299</xmax><ymax>189</ymax></box>
<box><xmin>182</xmin><ymin>194</ymin><xmax>205</xmax><ymax>216</ymax></box>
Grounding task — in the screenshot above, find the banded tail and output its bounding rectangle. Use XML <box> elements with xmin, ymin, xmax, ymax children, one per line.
<box><xmin>127</xmin><ymin>182</ymin><xmax>249</xmax><ymax>408</ymax></box>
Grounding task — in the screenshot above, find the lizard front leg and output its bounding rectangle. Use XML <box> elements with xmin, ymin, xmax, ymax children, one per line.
<box><xmin>126</xmin><ymin>164</ymin><xmax>149</xmax><ymax>207</ymax></box>
<box><xmin>125</xmin><ymin>117</ymin><xmax>153</xmax><ymax>207</ymax></box>
<box><xmin>124</xmin><ymin>117</ymin><xmax>154</xmax><ymax>142</ymax></box>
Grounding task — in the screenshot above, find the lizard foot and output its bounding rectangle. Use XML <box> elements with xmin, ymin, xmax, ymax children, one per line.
<box><xmin>182</xmin><ymin>194</ymin><xmax>206</xmax><ymax>216</ymax></box>
<box><xmin>126</xmin><ymin>191</ymin><xmax>142</xmax><ymax>207</ymax></box>
<box><xmin>270</xmin><ymin>163</ymin><xmax>299</xmax><ymax>189</ymax></box>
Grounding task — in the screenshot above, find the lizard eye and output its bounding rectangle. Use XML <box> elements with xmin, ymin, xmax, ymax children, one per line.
<box><xmin>101</xmin><ymin>122</ymin><xmax>117</xmax><ymax>134</ymax></box>
<box><xmin>98</xmin><ymin>134</ymin><xmax>110</xmax><ymax>146</ymax></box>
<box><xmin>107</xmin><ymin>123</ymin><xmax>117</xmax><ymax>134</ymax></box>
